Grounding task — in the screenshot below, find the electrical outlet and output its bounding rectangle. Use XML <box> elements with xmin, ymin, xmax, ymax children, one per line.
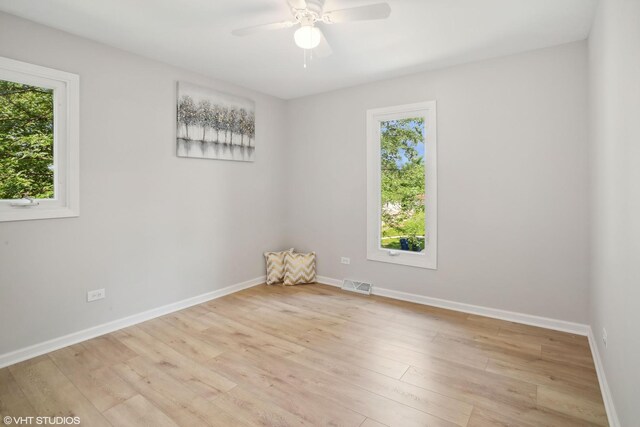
<box><xmin>341</xmin><ymin>257</ymin><xmax>350</xmax><ymax>265</ymax></box>
<box><xmin>602</xmin><ymin>328</ymin><xmax>607</xmax><ymax>348</ymax></box>
<box><xmin>87</xmin><ymin>288</ymin><xmax>105</xmax><ymax>302</ymax></box>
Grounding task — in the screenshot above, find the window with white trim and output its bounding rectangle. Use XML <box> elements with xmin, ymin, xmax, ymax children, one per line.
<box><xmin>366</xmin><ymin>101</ymin><xmax>437</xmax><ymax>269</ymax></box>
<box><xmin>0</xmin><ymin>57</ymin><xmax>79</xmax><ymax>222</ymax></box>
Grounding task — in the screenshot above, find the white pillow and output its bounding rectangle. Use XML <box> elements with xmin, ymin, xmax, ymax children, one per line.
<box><xmin>283</xmin><ymin>252</ymin><xmax>316</xmax><ymax>286</ymax></box>
<box><xmin>264</xmin><ymin>248</ymin><xmax>294</xmax><ymax>285</ymax></box>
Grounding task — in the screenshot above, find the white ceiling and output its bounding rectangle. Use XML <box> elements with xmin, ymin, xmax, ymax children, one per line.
<box><xmin>0</xmin><ymin>0</ymin><xmax>597</xmax><ymax>99</ymax></box>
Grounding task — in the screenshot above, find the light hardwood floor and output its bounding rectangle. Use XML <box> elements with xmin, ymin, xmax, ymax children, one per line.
<box><xmin>0</xmin><ymin>283</ymin><xmax>608</xmax><ymax>426</ymax></box>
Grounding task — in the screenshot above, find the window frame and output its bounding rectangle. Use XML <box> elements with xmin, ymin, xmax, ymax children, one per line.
<box><xmin>0</xmin><ymin>56</ymin><xmax>79</xmax><ymax>222</ymax></box>
<box><xmin>366</xmin><ymin>101</ymin><xmax>438</xmax><ymax>269</ymax></box>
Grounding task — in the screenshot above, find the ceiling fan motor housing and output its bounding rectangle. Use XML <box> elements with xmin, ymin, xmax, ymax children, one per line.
<box><xmin>298</xmin><ymin>0</ymin><xmax>325</xmax><ymax>15</ymax></box>
<box><xmin>293</xmin><ymin>0</ymin><xmax>325</xmax><ymax>25</ymax></box>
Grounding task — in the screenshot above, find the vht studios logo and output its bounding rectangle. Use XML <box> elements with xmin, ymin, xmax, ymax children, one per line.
<box><xmin>3</xmin><ymin>416</ymin><xmax>80</xmax><ymax>425</ymax></box>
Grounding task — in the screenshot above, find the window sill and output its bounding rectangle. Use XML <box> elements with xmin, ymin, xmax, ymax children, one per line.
<box><xmin>367</xmin><ymin>249</ymin><xmax>437</xmax><ymax>270</ymax></box>
<box><xmin>0</xmin><ymin>206</ymin><xmax>79</xmax><ymax>223</ymax></box>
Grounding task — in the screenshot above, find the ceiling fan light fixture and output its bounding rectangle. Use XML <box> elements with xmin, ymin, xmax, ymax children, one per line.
<box><xmin>294</xmin><ymin>25</ymin><xmax>321</xmax><ymax>49</ymax></box>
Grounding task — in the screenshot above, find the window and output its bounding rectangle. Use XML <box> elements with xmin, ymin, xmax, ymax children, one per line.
<box><xmin>0</xmin><ymin>57</ymin><xmax>79</xmax><ymax>222</ymax></box>
<box><xmin>366</xmin><ymin>101</ymin><xmax>437</xmax><ymax>269</ymax></box>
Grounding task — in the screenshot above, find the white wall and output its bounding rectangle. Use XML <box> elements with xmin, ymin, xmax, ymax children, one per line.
<box><xmin>0</xmin><ymin>12</ymin><xmax>288</xmax><ymax>355</ymax></box>
<box><xmin>588</xmin><ymin>0</ymin><xmax>640</xmax><ymax>424</ymax></box>
<box><xmin>285</xmin><ymin>42</ymin><xmax>590</xmax><ymax>323</ymax></box>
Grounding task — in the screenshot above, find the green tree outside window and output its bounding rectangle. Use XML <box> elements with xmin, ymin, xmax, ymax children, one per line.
<box><xmin>380</xmin><ymin>118</ymin><xmax>426</xmax><ymax>251</ymax></box>
<box><xmin>0</xmin><ymin>80</ymin><xmax>54</xmax><ymax>200</ymax></box>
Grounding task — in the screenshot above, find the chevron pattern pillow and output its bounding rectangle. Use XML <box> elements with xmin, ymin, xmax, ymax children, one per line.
<box><xmin>283</xmin><ymin>252</ymin><xmax>316</xmax><ymax>286</ymax></box>
<box><xmin>264</xmin><ymin>248</ymin><xmax>294</xmax><ymax>285</ymax></box>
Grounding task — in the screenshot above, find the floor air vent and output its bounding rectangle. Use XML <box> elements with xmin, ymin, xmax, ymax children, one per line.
<box><xmin>341</xmin><ymin>279</ymin><xmax>373</xmax><ymax>295</ymax></box>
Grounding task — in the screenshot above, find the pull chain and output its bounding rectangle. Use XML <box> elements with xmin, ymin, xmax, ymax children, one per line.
<box><xmin>303</xmin><ymin>27</ymin><xmax>314</xmax><ymax>69</ymax></box>
<box><xmin>303</xmin><ymin>48</ymin><xmax>314</xmax><ymax>69</ymax></box>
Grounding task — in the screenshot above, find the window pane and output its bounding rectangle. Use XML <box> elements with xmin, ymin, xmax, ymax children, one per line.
<box><xmin>0</xmin><ymin>79</ymin><xmax>54</xmax><ymax>200</ymax></box>
<box><xmin>380</xmin><ymin>117</ymin><xmax>425</xmax><ymax>252</ymax></box>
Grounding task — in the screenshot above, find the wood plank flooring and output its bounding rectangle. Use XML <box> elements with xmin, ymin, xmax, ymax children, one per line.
<box><xmin>0</xmin><ymin>283</ymin><xmax>608</xmax><ymax>426</ymax></box>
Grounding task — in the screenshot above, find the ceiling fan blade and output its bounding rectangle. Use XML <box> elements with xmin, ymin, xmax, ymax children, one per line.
<box><xmin>232</xmin><ymin>20</ymin><xmax>296</xmax><ymax>36</ymax></box>
<box><xmin>287</xmin><ymin>0</ymin><xmax>307</xmax><ymax>11</ymax></box>
<box><xmin>323</xmin><ymin>3</ymin><xmax>391</xmax><ymax>24</ymax></box>
<box><xmin>313</xmin><ymin>28</ymin><xmax>333</xmax><ymax>58</ymax></box>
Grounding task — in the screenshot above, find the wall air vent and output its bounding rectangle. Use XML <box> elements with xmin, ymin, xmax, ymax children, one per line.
<box><xmin>341</xmin><ymin>279</ymin><xmax>373</xmax><ymax>295</ymax></box>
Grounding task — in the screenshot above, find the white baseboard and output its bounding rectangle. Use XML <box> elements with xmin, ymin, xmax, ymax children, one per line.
<box><xmin>316</xmin><ymin>276</ymin><xmax>343</xmax><ymax>287</ymax></box>
<box><xmin>316</xmin><ymin>275</ymin><xmax>589</xmax><ymax>335</ymax></box>
<box><xmin>587</xmin><ymin>328</ymin><xmax>621</xmax><ymax>427</ymax></box>
<box><xmin>0</xmin><ymin>276</ymin><xmax>265</xmax><ymax>369</ymax></box>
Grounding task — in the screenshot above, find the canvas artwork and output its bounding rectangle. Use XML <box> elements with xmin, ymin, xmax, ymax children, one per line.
<box><xmin>176</xmin><ymin>81</ymin><xmax>255</xmax><ymax>161</ymax></box>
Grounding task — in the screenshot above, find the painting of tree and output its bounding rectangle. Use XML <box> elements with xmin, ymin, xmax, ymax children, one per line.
<box><xmin>197</xmin><ymin>99</ymin><xmax>214</xmax><ymax>141</ymax></box>
<box><xmin>237</xmin><ymin>108</ymin><xmax>248</xmax><ymax>145</ymax></box>
<box><xmin>247</xmin><ymin>112</ymin><xmax>255</xmax><ymax>147</ymax></box>
<box><xmin>177</xmin><ymin>95</ymin><xmax>197</xmax><ymax>140</ymax></box>
<box><xmin>176</xmin><ymin>82</ymin><xmax>255</xmax><ymax>161</ymax></box>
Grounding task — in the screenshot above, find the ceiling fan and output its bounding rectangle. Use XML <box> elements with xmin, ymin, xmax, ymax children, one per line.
<box><xmin>231</xmin><ymin>0</ymin><xmax>391</xmax><ymax>55</ymax></box>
